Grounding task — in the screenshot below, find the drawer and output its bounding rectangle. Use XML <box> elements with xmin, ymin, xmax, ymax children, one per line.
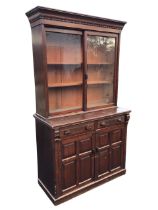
<box><xmin>60</xmin><ymin>122</ymin><xmax>94</xmax><ymax>138</ymax></box>
<box><xmin>97</xmin><ymin>116</ymin><xmax>125</xmax><ymax>129</ymax></box>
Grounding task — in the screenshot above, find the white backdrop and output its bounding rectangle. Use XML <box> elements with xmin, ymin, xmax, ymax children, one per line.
<box><xmin>0</xmin><ymin>0</ymin><xmax>158</xmax><ymax>209</ymax></box>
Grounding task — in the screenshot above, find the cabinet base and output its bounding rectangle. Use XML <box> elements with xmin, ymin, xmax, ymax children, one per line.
<box><xmin>38</xmin><ymin>169</ymin><xmax>126</xmax><ymax>205</ymax></box>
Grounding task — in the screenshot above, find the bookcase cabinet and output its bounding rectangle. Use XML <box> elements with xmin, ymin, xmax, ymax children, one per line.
<box><xmin>26</xmin><ymin>6</ymin><xmax>130</xmax><ymax>205</ymax></box>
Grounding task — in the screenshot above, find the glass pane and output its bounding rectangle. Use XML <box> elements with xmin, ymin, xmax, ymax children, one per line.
<box><xmin>46</xmin><ymin>32</ymin><xmax>83</xmax><ymax>113</ymax></box>
<box><xmin>87</xmin><ymin>35</ymin><xmax>115</xmax><ymax>108</ymax></box>
<box><xmin>48</xmin><ymin>86</ymin><xmax>82</xmax><ymax>113</ymax></box>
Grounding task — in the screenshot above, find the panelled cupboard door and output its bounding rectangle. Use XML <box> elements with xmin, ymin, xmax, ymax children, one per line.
<box><xmin>61</xmin><ymin>133</ymin><xmax>95</xmax><ymax>193</ymax></box>
<box><xmin>111</xmin><ymin>128</ymin><xmax>125</xmax><ymax>171</ymax></box>
<box><xmin>96</xmin><ymin>126</ymin><xmax>125</xmax><ymax>178</ymax></box>
<box><xmin>95</xmin><ymin>131</ymin><xmax>111</xmax><ymax>178</ymax></box>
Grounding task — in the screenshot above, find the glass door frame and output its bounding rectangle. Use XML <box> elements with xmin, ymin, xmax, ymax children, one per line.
<box><xmin>45</xmin><ymin>27</ymin><xmax>84</xmax><ymax>115</ymax></box>
<box><xmin>44</xmin><ymin>27</ymin><xmax>119</xmax><ymax>116</ymax></box>
<box><xmin>83</xmin><ymin>31</ymin><xmax>119</xmax><ymax>111</ymax></box>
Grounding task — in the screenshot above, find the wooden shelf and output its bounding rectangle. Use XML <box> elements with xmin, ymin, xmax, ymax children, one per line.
<box><xmin>88</xmin><ymin>81</ymin><xmax>112</xmax><ymax>85</ymax></box>
<box><xmin>87</xmin><ymin>100</ymin><xmax>111</xmax><ymax>107</ymax></box>
<box><xmin>87</xmin><ymin>63</ymin><xmax>114</xmax><ymax>65</ymax></box>
<box><xmin>48</xmin><ymin>82</ymin><xmax>82</xmax><ymax>88</ymax></box>
<box><xmin>47</xmin><ymin>63</ymin><xmax>82</xmax><ymax>65</ymax></box>
<box><xmin>49</xmin><ymin>106</ymin><xmax>81</xmax><ymax>113</ymax></box>
<box><xmin>47</xmin><ymin>63</ymin><xmax>113</xmax><ymax>65</ymax></box>
<box><xmin>48</xmin><ymin>81</ymin><xmax>112</xmax><ymax>88</ymax></box>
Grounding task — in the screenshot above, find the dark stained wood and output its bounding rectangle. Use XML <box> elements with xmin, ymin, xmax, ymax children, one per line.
<box><xmin>31</xmin><ymin>25</ymin><xmax>48</xmax><ymax>117</ymax></box>
<box><xmin>41</xmin><ymin>19</ymin><xmax>122</xmax><ymax>34</ymax></box>
<box><xmin>83</xmin><ymin>31</ymin><xmax>88</xmax><ymax>111</ymax></box>
<box><xmin>97</xmin><ymin>148</ymin><xmax>110</xmax><ymax>176</ymax></box>
<box><xmin>60</xmin><ymin>133</ymin><xmax>95</xmax><ymax>192</ymax></box>
<box><xmin>45</xmin><ymin>27</ymin><xmax>82</xmax><ymax>35</ymax></box>
<box><xmin>62</xmin><ymin>159</ymin><xmax>76</xmax><ymax>190</ymax></box>
<box><xmin>26</xmin><ymin>6</ymin><xmax>130</xmax><ymax>205</ymax></box>
<box><xmin>38</xmin><ymin>167</ymin><xmax>126</xmax><ymax>205</ymax></box>
<box><xmin>78</xmin><ymin>153</ymin><xmax>93</xmax><ymax>182</ymax></box>
<box><xmin>35</xmin><ymin>119</ymin><xmax>55</xmax><ymax>195</ymax></box>
<box><xmin>34</xmin><ymin>109</ymin><xmax>130</xmax><ymax>204</ymax></box>
<box><xmin>110</xmin><ymin>127</ymin><xmax>124</xmax><ymax>171</ymax></box>
<box><xmin>27</xmin><ymin>8</ymin><xmax>125</xmax><ymax>117</ymax></box>
<box><xmin>26</xmin><ymin>6</ymin><xmax>126</xmax><ymax>33</ymax></box>
<box><xmin>35</xmin><ymin>107</ymin><xmax>130</xmax><ymax>127</ymax></box>
<box><xmin>122</xmin><ymin>114</ymin><xmax>130</xmax><ymax>168</ymax></box>
<box><xmin>113</xmin><ymin>34</ymin><xmax>120</xmax><ymax>106</ymax></box>
<box><xmin>111</xmin><ymin>144</ymin><xmax>122</xmax><ymax>170</ymax></box>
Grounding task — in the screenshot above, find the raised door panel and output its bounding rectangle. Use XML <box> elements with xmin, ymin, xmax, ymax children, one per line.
<box><xmin>62</xmin><ymin>142</ymin><xmax>76</xmax><ymax>159</ymax></box>
<box><xmin>111</xmin><ymin>129</ymin><xmax>122</xmax><ymax>143</ymax></box>
<box><xmin>111</xmin><ymin>127</ymin><xmax>124</xmax><ymax>171</ymax></box>
<box><xmin>62</xmin><ymin>159</ymin><xmax>76</xmax><ymax>190</ymax></box>
<box><xmin>96</xmin><ymin>131</ymin><xmax>110</xmax><ymax>178</ymax></box>
<box><xmin>79</xmin><ymin>154</ymin><xmax>93</xmax><ymax>183</ymax></box>
<box><xmin>79</xmin><ymin>138</ymin><xmax>92</xmax><ymax>153</ymax></box>
<box><xmin>78</xmin><ymin>137</ymin><xmax>94</xmax><ymax>185</ymax></box>
<box><xmin>61</xmin><ymin>140</ymin><xmax>77</xmax><ymax>192</ymax></box>
<box><xmin>97</xmin><ymin>148</ymin><xmax>110</xmax><ymax>176</ymax></box>
<box><xmin>111</xmin><ymin>144</ymin><xmax>122</xmax><ymax>171</ymax></box>
<box><xmin>96</xmin><ymin>132</ymin><xmax>110</xmax><ymax>147</ymax></box>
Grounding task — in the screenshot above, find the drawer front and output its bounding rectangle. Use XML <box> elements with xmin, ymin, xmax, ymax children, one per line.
<box><xmin>60</xmin><ymin>122</ymin><xmax>94</xmax><ymax>138</ymax></box>
<box><xmin>97</xmin><ymin>116</ymin><xmax>125</xmax><ymax>129</ymax></box>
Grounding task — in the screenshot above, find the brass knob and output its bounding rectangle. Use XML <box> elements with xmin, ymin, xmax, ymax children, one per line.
<box><xmin>92</xmin><ymin>148</ymin><xmax>95</xmax><ymax>154</ymax></box>
<box><xmin>100</xmin><ymin>121</ymin><xmax>106</xmax><ymax>126</ymax></box>
<box><xmin>85</xmin><ymin>125</ymin><xmax>93</xmax><ymax>130</ymax></box>
<box><xmin>117</xmin><ymin>118</ymin><xmax>122</xmax><ymax>122</ymax></box>
<box><xmin>96</xmin><ymin>147</ymin><xmax>100</xmax><ymax>152</ymax></box>
<box><xmin>64</xmin><ymin>130</ymin><xmax>70</xmax><ymax>135</ymax></box>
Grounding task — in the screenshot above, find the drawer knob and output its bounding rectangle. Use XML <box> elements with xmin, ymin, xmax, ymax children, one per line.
<box><xmin>64</xmin><ymin>130</ymin><xmax>71</xmax><ymax>135</ymax></box>
<box><xmin>96</xmin><ymin>147</ymin><xmax>100</xmax><ymax>152</ymax></box>
<box><xmin>100</xmin><ymin>122</ymin><xmax>106</xmax><ymax>126</ymax></box>
<box><xmin>92</xmin><ymin>148</ymin><xmax>96</xmax><ymax>154</ymax></box>
<box><xmin>85</xmin><ymin>125</ymin><xmax>93</xmax><ymax>130</ymax></box>
<box><xmin>117</xmin><ymin>118</ymin><xmax>122</xmax><ymax>122</ymax></box>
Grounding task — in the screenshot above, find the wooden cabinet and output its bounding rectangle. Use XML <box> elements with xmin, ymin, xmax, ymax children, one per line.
<box><xmin>26</xmin><ymin>6</ymin><xmax>131</xmax><ymax>205</ymax></box>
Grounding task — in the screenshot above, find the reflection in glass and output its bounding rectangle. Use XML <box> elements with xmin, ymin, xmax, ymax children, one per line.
<box><xmin>87</xmin><ymin>35</ymin><xmax>115</xmax><ymax>108</ymax></box>
<box><xmin>46</xmin><ymin>32</ymin><xmax>82</xmax><ymax>64</ymax></box>
<box><xmin>87</xmin><ymin>36</ymin><xmax>115</xmax><ymax>51</ymax></box>
<box><xmin>46</xmin><ymin>32</ymin><xmax>83</xmax><ymax>113</ymax></box>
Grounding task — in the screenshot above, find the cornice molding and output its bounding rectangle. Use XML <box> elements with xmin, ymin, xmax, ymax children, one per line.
<box><xmin>26</xmin><ymin>6</ymin><xmax>126</xmax><ymax>31</ymax></box>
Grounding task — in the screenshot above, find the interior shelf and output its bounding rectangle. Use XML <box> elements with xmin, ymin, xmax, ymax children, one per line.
<box><xmin>49</xmin><ymin>106</ymin><xmax>81</xmax><ymax>113</ymax></box>
<box><xmin>87</xmin><ymin>63</ymin><xmax>114</xmax><ymax>65</ymax></box>
<box><xmin>48</xmin><ymin>82</ymin><xmax>82</xmax><ymax>88</ymax></box>
<box><xmin>47</xmin><ymin>63</ymin><xmax>113</xmax><ymax>66</ymax></box>
<box><xmin>47</xmin><ymin>63</ymin><xmax>82</xmax><ymax>66</ymax></box>
<box><xmin>87</xmin><ymin>100</ymin><xmax>113</xmax><ymax>107</ymax></box>
<box><xmin>88</xmin><ymin>81</ymin><xmax>112</xmax><ymax>85</ymax></box>
<box><xmin>48</xmin><ymin>81</ymin><xmax>112</xmax><ymax>88</ymax></box>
